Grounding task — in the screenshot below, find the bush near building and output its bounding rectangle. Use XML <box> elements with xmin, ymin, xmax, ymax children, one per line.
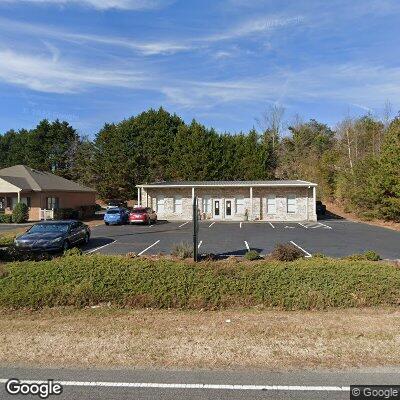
<box><xmin>0</xmin><ymin>255</ymin><xmax>398</xmax><ymax>310</ymax></box>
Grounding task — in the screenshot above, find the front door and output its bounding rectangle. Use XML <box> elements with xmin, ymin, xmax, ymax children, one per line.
<box><xmin>213</xmin><ymin>199</ymin><xmax>222</xmax><ymax>219</ymax></box>
<box><xmin>225</xmin><ymin>199</ymin><xmax>232</xmax><ymax>219</ymax></box>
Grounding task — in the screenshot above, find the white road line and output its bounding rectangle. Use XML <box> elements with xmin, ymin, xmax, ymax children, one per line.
<box><xmin>85</xmin><ymin>240</ymin><xmax>116</xmax><ymax>254</ymax></box>
<box><xmin>178</xmin><ymin>221</ymin><xmax>189</xmax><ymax>228</ymax></box>
<box><xmin>198</xmin><ymin>240</ymin><xmax>202</xmax><ymax>249</ymax></box>
<box><xmin>290</xmin><ymin>241</ymin><xmax>312</xmax><ymax>258</ymax></box>
<box><xmin>268</xmin><ymin>222</ymin><xmax>275</xmax><ymax>229</ymax></box>
<box><xmin>297</xmin><ymin>222</ymin><xmax>308</xmax><ymax>229</ymax></box>
<box><xmin>208</xmin><ymin>222</ymin><xmax>215</xmax><ymax>228</ymax></box>
<box><xmin>0</xmin><ymin>379</ymin><xmax>350</xmax><ymax>392</ymax></box>
<box><xmin>138</xmin><ymin>240</ymin><xmax>160</xmax><ymax>256</ymax></box>
<box><xmin>240</xmin><ymin>222</ymin><xmax>242</xmax><ymax>228</ymax></box>
<box><xmin>244</xmin><ymin>240</ymin><xmax>250</xmax><ymax>251</ymax></box>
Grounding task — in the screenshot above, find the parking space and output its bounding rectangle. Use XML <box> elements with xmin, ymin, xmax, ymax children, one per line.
<box><xmin>82</xmin><ymin>219</ymin><xmax>400</xmax><ymax>260</ymax></box>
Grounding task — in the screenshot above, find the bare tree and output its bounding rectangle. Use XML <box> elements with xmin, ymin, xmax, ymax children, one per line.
<box><xmin>256</xmin><ymin>104</ymin><xmax>285</xmax><ymax>149</ymax></box>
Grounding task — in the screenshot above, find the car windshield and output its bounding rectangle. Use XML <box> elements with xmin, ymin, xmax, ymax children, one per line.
<box><xmin>107</xmin><ymin>209</ymin><xmax>121</xmax><ymax>214</ymax></box>
<box><xmin>28</xmin><ymin>224</ymin><xmax>70</xmax><ymax>234</ymax></box>
<box><xmin>133</xmin><ymin>208</ymin><xmax>147</xmax><ymax>214</ymax></box>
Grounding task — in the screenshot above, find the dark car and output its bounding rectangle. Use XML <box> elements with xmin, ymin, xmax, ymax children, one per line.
<box><xmin>104</xmin><ymin>207</ymin><xmax>129</xmax><ymax>225</ymax></box>
<box><xmin>14</xmin><ymin>220</ymin><xmax>91</xmax><ymax>252</ymax></box>
<box><xmin>316</xmin><ymin>200</ymin><xmax>326</xmax><ymax>215</ymax></box>
<box><xmin>129</xmin><ymin>207</ymin><xmax>157</xmax><ymax>225</ymax></box>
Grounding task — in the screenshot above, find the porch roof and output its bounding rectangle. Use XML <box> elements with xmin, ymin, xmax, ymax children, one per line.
<box><xmin>137</xmin><ymin>180</ymin><xmax>317</xmax><ymax>188</ymax></box>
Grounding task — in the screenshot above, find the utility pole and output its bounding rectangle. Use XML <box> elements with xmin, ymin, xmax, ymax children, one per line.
<box><xmin>193</xmin><ymin>196</ymin><xmax>198</xmax><ymax>262</ymax></box>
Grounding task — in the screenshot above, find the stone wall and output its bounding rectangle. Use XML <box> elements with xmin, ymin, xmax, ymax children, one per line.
<box><xmin>141</xmin><ymin>186</ymin><xmax>317</xmax><ymax>222</ymax></box>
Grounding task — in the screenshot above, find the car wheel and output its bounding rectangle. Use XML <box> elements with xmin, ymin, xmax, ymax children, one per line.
<box><xmin>147</xmin><ymin>218</ymin><xmax>151</xmax><ymax>225</ymax></box>
<box><xmin>105</xmin><ymin>222</ymin><xmax>109</xmax><ymax>226</ymax></box>
<box><xmin>62</xmin><ymin>241</ymin><xmax>70</xmax><ymax>252</ymax></box>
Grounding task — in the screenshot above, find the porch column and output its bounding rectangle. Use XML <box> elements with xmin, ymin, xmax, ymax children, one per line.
<box><xmin>312</xmin><ymin>186</ymin><xmax>316</xmax><ymax>217</ymax></box>
<box><xmin>306</xmin><ymin>186</ymin><xmax>310</xmax><ymax>221</ymax></box>
<box><xmin>137</xmin><ymin>187</ymin><xmax>141</xmax><ymax>206</ymax></box>
<box><xmin>17</xmin><ymin>190</ymin><xmax>21</xmax><ymax>204</ymax></box>
<box><xmin>249</xmin><ymin>186</ymin><xmax>253</xmax><ymax>221</ymax></box>
<box><xmin>192</xmin><ymin>187</ymin><xmax>195</xmax><ymax>203</ymax></box>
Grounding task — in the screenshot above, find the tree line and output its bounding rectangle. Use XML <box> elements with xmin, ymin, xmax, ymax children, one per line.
<box><xmin>0</xmin><ymin>107</ymin><xmax>399</xmax><ymax>221</ymax></box>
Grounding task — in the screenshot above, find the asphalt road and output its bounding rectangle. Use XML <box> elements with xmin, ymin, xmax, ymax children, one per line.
<box><xmin>1</xmin><ymin>366</ymin><xmax>399</xmax><ymax>400</ymax></box>
<box><xmin>82</xmin><ymin>219</ymin><xmax>400</xmax><ymax>259</ymax></box>
<box><xmin>0</xmin><ymin>224</ymin><xmax>31</xmax><ymax>233</ymax></box>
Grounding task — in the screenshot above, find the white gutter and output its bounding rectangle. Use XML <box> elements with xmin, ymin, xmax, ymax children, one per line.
<box><xmin>137</xmin><ymin>183</ymin><xmax>317</xmax><ymax>188</ymax></box>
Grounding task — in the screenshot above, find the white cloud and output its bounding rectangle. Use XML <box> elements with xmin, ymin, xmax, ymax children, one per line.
<box><xmin>0</xmin><ymin>0</ymin><xmax>171</xmax><ymax>10</ymax></box>
<box><xmin>0</xmin><ymin>49</ymin><xmax>147</xmax><ymax>93</ymax></box>
<box><xmin>204</xmin><ymin>15</ymin><xmax>304</xmax><ymax>42</ymax></box>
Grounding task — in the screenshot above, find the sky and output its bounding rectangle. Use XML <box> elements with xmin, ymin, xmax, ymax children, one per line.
<box><xmin>0</xmin><ymin>0</ymin><xmax>399</xmax><ymax>137</ymax></box>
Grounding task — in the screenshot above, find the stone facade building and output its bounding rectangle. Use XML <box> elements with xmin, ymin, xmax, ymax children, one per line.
<box><xmin>137</xmin><ymin>180</ymin><xmax>317</xmax><ymax>222</ymax></box>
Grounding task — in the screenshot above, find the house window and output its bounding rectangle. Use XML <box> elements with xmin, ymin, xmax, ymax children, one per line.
<box><xmin>287</xmin><ymin>195</ymin><xmax>296</xmax><ymax>213</ymax></box>
<box><xmin>267</xmin><ymin>195</ymin><xmax>276</xmax><ymax>214</ymax></box>
<box><xmin>46</xmin><ymin>197</ymin><xmax>59</xmax><ymax>210</ymax></box>
<box><xmin>235</xmin><ymin>197</ymin><xmax>244</xmax><ymax>214</ymax></box>
<box><xmin>156</xmin><ymin>196</ymin><xmax>165</xmax><ymax>213</ymax></box>
<box><xmin>174</xmin><ymin>196</ymin><xmax>182</xmax><ymax>214</ymax></box>
<box><xmin>21</xmin><ymin>197</ymin><xmax>31</xmax><ymax>208</ymax></box>
<box><xmin>202</xmin><ymin>196</ymin><xmax>211</xmax><ymax>214</ymax></box>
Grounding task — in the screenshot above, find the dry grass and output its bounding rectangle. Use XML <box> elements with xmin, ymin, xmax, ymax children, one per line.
<box><xmin>1</xmin><ymin>308</ymin><xmax>400</xmax><ymax>370</ymax></box>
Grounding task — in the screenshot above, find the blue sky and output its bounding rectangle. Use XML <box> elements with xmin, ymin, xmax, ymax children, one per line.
<box><xmin>0</xmin><ymin>0</ymin><xmax>399</xmax><ymax>137</ymax></box>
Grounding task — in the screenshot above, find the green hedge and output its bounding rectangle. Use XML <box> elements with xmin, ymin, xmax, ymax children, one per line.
<box><xmin>0</xmin><ymin>214</ymin><xmax>13</xmax><ymax>223</ymax></box>
<box><xmin>0</xmin><ymin>255</ymin><xmax>399</xmax><ymax>310</ymax></box>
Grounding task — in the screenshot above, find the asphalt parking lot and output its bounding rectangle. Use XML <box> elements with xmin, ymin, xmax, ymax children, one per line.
<box><xmin>82</xmin><ymin>219</ymin><xmax>400</xmax><ymax>260</ymax></box>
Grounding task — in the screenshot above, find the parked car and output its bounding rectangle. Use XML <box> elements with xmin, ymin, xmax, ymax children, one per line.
<box><xmin>14</xmin><ymin>220</ymin><xmax>90</xmax><ymax>252</ymax></box>
<box><xmin>104</xmin><ymin>208</ymin><xmax>129</xmax><ymax>225</ymax></box>
<box><xmin>316</xmin><ymin>200</ymin><xmax>326</xmax><ymax>215</ymax></box>
<box><xmin>129</xmin><ymin>207</ymin><xmax>157</xmax><ymax>225</ymax></box>
<box><xmin>106</xmin><ymin>200</ymin><xmax>127</xmax><ymax>210</ymax></box>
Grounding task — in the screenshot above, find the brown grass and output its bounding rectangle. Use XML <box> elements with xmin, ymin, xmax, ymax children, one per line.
<box><xmin>1</xmin><ymin>307</ymin><xmax>399</xmax><ymax>370</ymax></box>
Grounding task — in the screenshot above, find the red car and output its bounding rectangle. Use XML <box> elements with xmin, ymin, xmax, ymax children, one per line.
<box><xmin>129</xmin><ymin>207</ymin><xmax>157</xmax><ymax>225</ymax></box>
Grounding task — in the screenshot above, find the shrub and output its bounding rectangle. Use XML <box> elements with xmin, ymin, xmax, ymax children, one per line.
<box><xmin>244</xmin><ymin>250</ymin><xmax>260</xmax><ymax>261</ymax></box>
<box><xmin>54</xmin><ymin>208</ymin><xmax>78</xmax><ymax>220</ymax></box>
<box><xmin>0</xmin><ymin>214</ymin><xmax>13</xmax><ymax>223</ymax></box>
<box><xmin>0</xmin><ymin>256</ymin><xmax>399</xmax><ymax>310</ymax></box>
<box><xmin>271</xmin><ymin>243</ymin><xmax>304</xmax><ymax>261</ymax></box>
<box><xmin>346</xmin><ymin>251</ymin><xmax>381</xmax><ymax>261</ymax></box>
<box><xmin>172</xmin><ymin>242</ymin><xmax>193</xmax><ymax>259</ymax></box>
<box><xmin>12</xmin><ymin>203</ymin><xmax>29</xmax><ymax>223</ymax></box>
<box><xmin>313</xmin><ymin>253</ymin><xmax>327</xmax><ymax>258</ymax></box>
<box><xmin>63</xmin><ymin>247</ymin><xmax>83</xmax><ymax>257</ymax></box>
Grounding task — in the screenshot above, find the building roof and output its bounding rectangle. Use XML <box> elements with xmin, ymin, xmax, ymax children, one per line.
<box><xmin>137</xmin><ymin>180</ymin><xmax>317</xmax><ymax>188</ymax></box>
<box><xmin>0</xmin><ymin>165</ymin><xmax>96</xmax><ymax>193</ymax></box>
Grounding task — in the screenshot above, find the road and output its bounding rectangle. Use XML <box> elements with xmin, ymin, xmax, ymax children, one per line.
<box><xmin>1</xmin><ymin>366</ymin><xmax>399</xmax><ymax>399</ymax></box>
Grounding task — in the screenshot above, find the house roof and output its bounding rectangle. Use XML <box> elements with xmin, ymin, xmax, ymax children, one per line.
<box><xmin>137</xmin><ymin>180</ymin><xmax>317</xmax><ymax>188</ymax></box>
<box><xmin>0</xmin><ymin>165</ymin><xmax>96</xmax><ymax>193</ymax></box>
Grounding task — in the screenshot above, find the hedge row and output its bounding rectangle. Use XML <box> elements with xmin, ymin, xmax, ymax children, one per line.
<box><xmin>0</xmin><ymin>255</ymin><xmax>399</xmax><ymax>310</ymax></box>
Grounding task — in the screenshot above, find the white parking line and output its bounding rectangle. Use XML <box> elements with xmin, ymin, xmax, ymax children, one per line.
<box><xmin>290</xmin><ymin>241</ymin><xmax>312</xmax><ymax>258</ymax></box>
<box><xmin>85</xmin><ymin>240</ymin><xmax>116</xmax><ymax>254</ymax></box>
<box><xmin>178</xmin><ymin>221</ymin><xmax>189</xmax><ymax>228</ymax></box>
<box><xmin>244</xmin><ymin>241</ymin><xmax>250</xmax><ymax>251</ymax></box>
<box><xmin>198</xmin><ymin>240</ymin><xmax>202</xmax><ymax>249</ymax></box>
<box><xmin>317</xmin><ymin>222</ymin><xmax>332</xmax><ymax>229</ymax></box>
<box><xmin>0</xmin><ymin>379</ymin><xmax>350</xmax><ymax>392</ymax></box>
<box><xmin>268</xmin><ymin>222</ymin><xmax>275</xmax><ymax>229</ymax></box>
<box><xmin>138</xmin><ymin>240</ymin><xmax>160</xmax><ymax>256</ymax></box>
<box><xmin>148</xmin><ymin>224</ymin><xmax>154</xmax><ymax>228</ymax></box>
<box><xmin>208</xmin><ymin>222</ymin><xmax>215</xmax><ymax>228</ymax></box>
<box><xmin>297</xmin><ymin>222</ymin><xmax>308</xmax><ymax>229</ymax></box>
<box><xmin>240</xmin><ymin>222</ymin><xmax>242</xmax><ymax>229</ymax></box>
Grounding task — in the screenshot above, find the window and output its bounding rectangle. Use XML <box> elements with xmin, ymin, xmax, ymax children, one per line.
<box><xmin>267</xmin><ymin>195</ymin><xmax>276</xmax><ymax>214</ymax></box>
<box><xmin>156</xmin><ymin>196</ymin><xmax>165</xmax><ymax>213</ymax></box>
<box><xmin>21</xmin><ymin>197</ymin><xmax>31</xmax><ymax>208</ymax></box>
<box><xmin>202</xmin><ymin>196</ymin><xmax>211</xmax><ymax>214</ymax></box>
<box><xmin>235</xmin><ymin>197</ymin><xmax>244</xmax><ymax>214</ymax></box>
<box><xmin>225</xmin><ymin>200</ymin><xmax>232</xmax><ymax>216</ymax></box>
<box><xmin>46</xmin><ymin>197</ymin><xmax>59</xmax><ymax>210</ymax></box>
<box><xmin>174</xmin><ymin>196</ymin><xmax>182</xmax><ymax>214</ymax></box>
<box><xmin>287</xmin><ymin>195</ymin><xmax>296</xmax><ymax>213</ymax></box>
